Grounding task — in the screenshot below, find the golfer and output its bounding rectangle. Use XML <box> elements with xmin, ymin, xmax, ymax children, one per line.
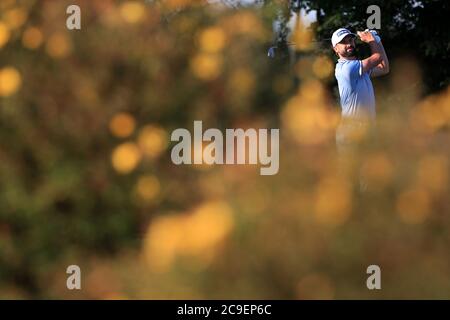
<box><xmin>331</xmin><ymin>28</ymin><xmax>389</xmax><ymax>187</ymax></box>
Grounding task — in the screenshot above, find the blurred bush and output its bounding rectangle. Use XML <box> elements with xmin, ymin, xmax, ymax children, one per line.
<box><xmin>0</xmin><ymin>0</ymin><xmax>449</xmax><ymax>299</ymax></box>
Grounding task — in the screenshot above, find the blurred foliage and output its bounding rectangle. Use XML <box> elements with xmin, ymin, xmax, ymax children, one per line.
<box><xmin>0</xmin><ymin>0</ymin><xmax>449</xmax><ymax>299</ymax></box>
<box><xmin>278</xmin><ymin>0</ymin><xmax>450</xmax><ymax>92</ymax></box>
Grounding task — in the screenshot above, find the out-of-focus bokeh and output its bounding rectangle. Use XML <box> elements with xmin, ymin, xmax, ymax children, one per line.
<box><xmin>0</xmin><ymin>0</ymin><xmax>449</xmax><ymax>299</ymax></box>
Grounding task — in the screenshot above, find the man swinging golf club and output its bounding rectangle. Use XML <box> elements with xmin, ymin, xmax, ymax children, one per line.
<box><xmin>331</xmin><ymin>27</ymin><xmax>389</xmax><ymax>188</ymax></box>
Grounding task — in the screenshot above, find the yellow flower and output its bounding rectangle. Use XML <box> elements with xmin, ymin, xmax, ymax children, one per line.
<box><xmin>199</xmin><ymin>27</ymin><xmax>226</xmax><ymax>53</ymax></box>
<box><xmin>396</xmin><ymin>187</ymin><xmax>431</xmax><ymax>224</ymax></box>
<box><xmin>137</xmin><ymin>125</ymin><xmax>168</xmax><ymax>159</ymax></box>
<box><xmin>417</xmin><ymin>155</ymin><xmax>448</xmax><ymax>193</ymax></box>
<box><xmin>119</xmin><ymin>1</ymin><xmax>146</xmax><ymax>24</ymax></box>
<box><xmin>293</xmin><ymin>21</ymin><xmax>313</xmax><ymax>51</ymax></box>
<box><xmin>314</xmin><ymin>176</ymin><xmax>352</xmax><ymax>226</ymax></box>
<box><xmin>0</xmin><ymin>67</ymin><xmax>21</xmax><ymax>97</ymax></box>
<box><xmin>109</xmin><ymin>113</ymin><xmax>136</xmax><ymax>138</ymax></box>
<box><xmin>111</xmin><ymin>142</ymin><xmax>142</xmax><ymax>174</ymax></box>
<box><xmin>361</xmin><ymin>153</ymin><xmax>394</xmax><ymax>190</ymax></box>
<box><xmin>180</xmin><ymin>201</ymin><xmax>234</xmax><ymax>254</ymax></box>
<box><xmin>22</xmin><ymin>27</ymin><xmax>43</xmax><ymax>50</ymax></box>
<box><xmin>312</xmin><ymin>55</ymin><xmax>333</xmax><ymax>79</ymax></box>
<box><xmin>4</xmin><ymin>8</ymin><xmax>27</xmax><ymax>30</ymax></box>
<box><xmin>281</xmin><ymin>81</ymin><xmax>339</xmax><ymax>146</ymax></box>
<box><xmin>46</xmin><ymin>33</ymin><xmax>72</xmax><ymax>58</ymax></box>
<box><xmin>229</xmin><ymin>69</ymin><xmax>255</xmax><ymax>96</ymax></box>
<box><xmin>190</xmin><ymin>53</ymin><xmax>223</xmax><ymax>80</ymax></box>
<box><xmin>143</xmin><ymin>201</ymin><xmax>234</xmax><ymax>272</ymax></box>
<box><xmin>135</xmin><ymin>175</ymin><xmax>161</xmax><ymax>202</ymax></box>
<box><xmin>0</xmin><ymin>22</ymin><xmax>11</xmax><ymax>49</ymax></box>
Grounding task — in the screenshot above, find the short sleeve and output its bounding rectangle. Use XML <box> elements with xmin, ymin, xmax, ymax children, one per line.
<box><xmin>338</xmin><ymin>60</ymin><xmax>362</xmax><ymax>79</ymax></box>
<box><xmin>360</xmin><ymin>60</ymin><xmax>374</xmax><ymax>77</ymax></box>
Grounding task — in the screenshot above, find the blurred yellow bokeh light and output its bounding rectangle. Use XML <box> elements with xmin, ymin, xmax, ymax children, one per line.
<box><xmin>0</xmin><ymin>67</ymin><xmax>21</xmax><ymax>97</ymax></box>
<box><xmin>112</xmin><ymin>142</ymin><xmax>142</xmax><ymax>174</ymax></box>
<box><xmin>46</xmin><ymin>32</ymin><xmax>72</xmax><ymax>58</ymax></box>
<box><xmin>0</xmin><ymin>22</ymin><xmax>11</xmax><ymax>49</ymax></box>
<box><xmin>138</xmin><ymin>125</ymin><xmax>168</xmax><ymax>159</ymax></box>
<box><xmin>396</xmin><ymin>187</ymin><xmax>431</xmax><ymax>224</ymax></box>
<box><xmin>190</xmin><ymin>53</ymin><xmax>223</xmax><ymax>81</ymax></box>
<box><xmin>199</xmin><ymin>26</ymin><xmax>226</xmax><ymax>53</ymax></box>
<box><xmin>109</xmin><ymin>113</ymin><xmax>136</xmax><ymax>138</ymax></box>
<box><xmin>144</xmin><ymin>201</ymin><xmax>234</xmax><ymax>272</ymax></box>
<box><xmin>22</xmin><ymin>27</ymin><xmax>43</xmax><ymax>50</ymax></box>
<box><xmin>135</xmin><ymin>175</ymin><xmax>161</xmax><ymax>202</ymax></box>
<box><xmin>119</xmin><ymin>1</ymin><xmax>146</xmax><ymax>24</ymax></box>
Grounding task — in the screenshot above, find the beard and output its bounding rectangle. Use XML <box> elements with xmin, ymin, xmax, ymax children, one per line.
<box><xmin>340</xmin><ymin>46</ymin><xmax>355</xmax><ymax>57</ymax></box>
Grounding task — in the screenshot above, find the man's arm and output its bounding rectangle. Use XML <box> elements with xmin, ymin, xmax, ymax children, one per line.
<box><xmin>358</xmin><ymin>31</ymin><xmax>382</xmax><ymax>74</ymax></box>
<box><xmin>371</xmin><ymin>41</ymin><xmax>389</xmax><ymax>77</ymax></box>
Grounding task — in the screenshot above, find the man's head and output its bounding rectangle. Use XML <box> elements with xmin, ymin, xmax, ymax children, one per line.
<box><xmin>331</xmin><ymin>28</ymin><xmax>356</xmax><ymax>58</ymax></box>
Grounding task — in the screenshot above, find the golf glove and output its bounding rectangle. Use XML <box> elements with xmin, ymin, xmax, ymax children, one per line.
<box><xmin>365</xmin><ymin>29</ymin><xmax>381</xmax><ymax>43</ymax></box>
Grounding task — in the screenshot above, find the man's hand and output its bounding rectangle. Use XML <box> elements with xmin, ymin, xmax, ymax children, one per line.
<box><xmin>360</xmin><ymin>30</ymin><xmax>382</xmax><ymax>74</ymax></box>
<box><xmin>371</xmin><ymin>41</ymin><xmax>390</xmax><ymax>77</ymax></box>
<box><xmin>357</xmin><ymin>30</ymin><xmax>376</xmax><ymax>43</ymax></box>
<box><xmin>365</xmin><ymin>29</ymin><xmax>381</xmax><ymax>43</ymax></box>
